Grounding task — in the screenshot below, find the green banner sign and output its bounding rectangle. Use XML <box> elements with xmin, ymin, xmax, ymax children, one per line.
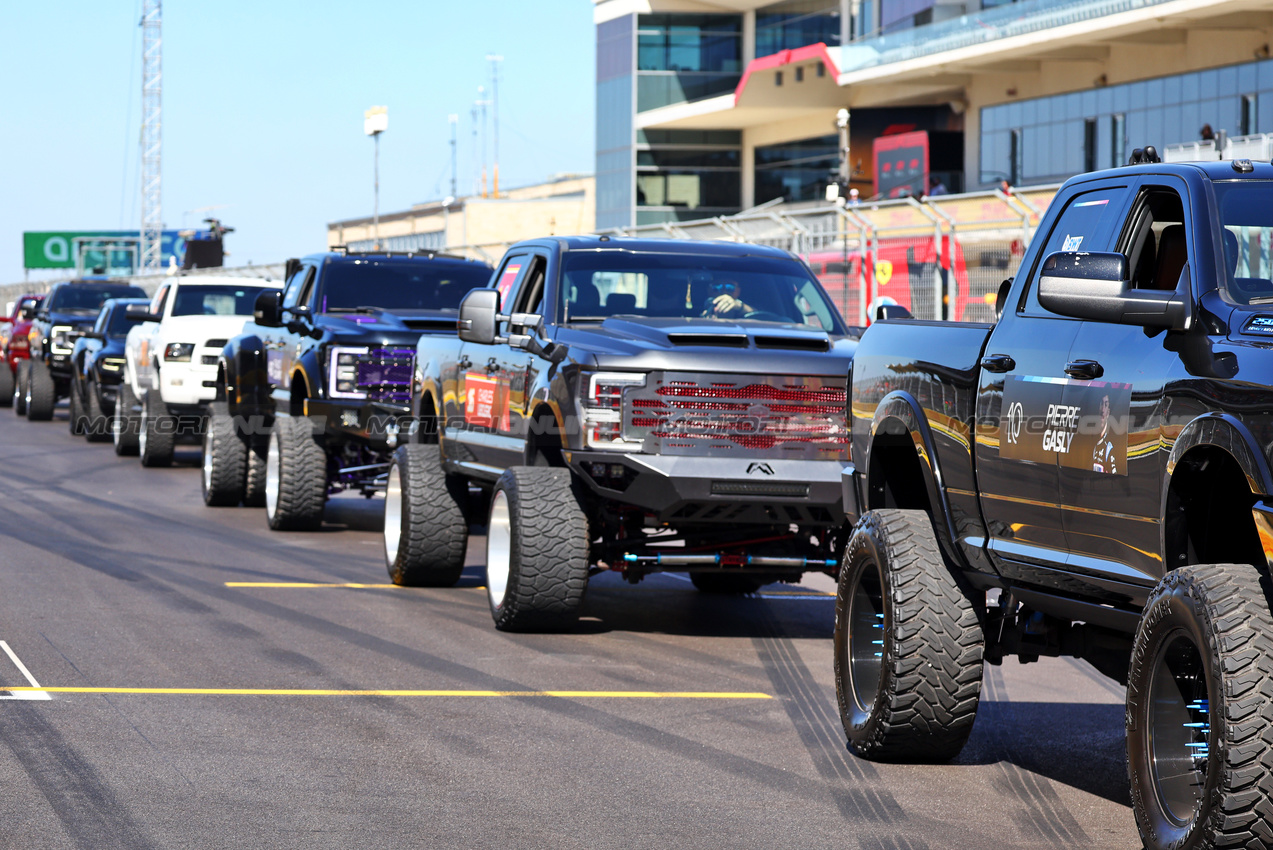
<box><xmin>22</xmin><ymin>231</ymin><xmax>187</xmax><ymax>270</ymax></box>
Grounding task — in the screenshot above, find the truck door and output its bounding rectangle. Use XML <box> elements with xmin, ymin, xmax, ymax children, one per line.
<box><xmin>975</xmin><ymin>180</ymin><xmax>1135</xmax><ymax>577</ymax></box>
<box><xmin>1057</xmin><ymin>178</ymin><xmax>1192</xmax><ymax>590</ymax></box>
<box><xmin>490</xmin><ymin>251</ymin><xmax>549</xmax><ymax>469</ymax></box>
<box><xmin>267</xmin><ymin>264</ymin><xmax>315</xmax><ymax>402</ymax></box>
<box><xmin>450</xmin><ymin>252</ymin><xmax>528</xmax><ymax>473</ymax></box>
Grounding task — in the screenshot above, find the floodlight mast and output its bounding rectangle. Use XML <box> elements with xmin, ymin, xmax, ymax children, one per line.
<box><xmin>139</xmin><ymin>0</ymin><xmax>163</xmax><ymax>274</ymax></box>
<box><xmin>487</xmin><ymin>54</ymin><xmax>503</xmax><ymax>197</ymax></box>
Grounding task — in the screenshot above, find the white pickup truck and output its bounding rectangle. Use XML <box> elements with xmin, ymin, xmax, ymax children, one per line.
<box><xmin>115</xmin><ymin>274</ymin><xmax>282</xmax><ymax>467</ymax></box>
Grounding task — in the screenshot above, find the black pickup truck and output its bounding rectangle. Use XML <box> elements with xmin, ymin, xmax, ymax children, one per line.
<box><xmin>204</xmin><ymin>250</ymin><xmax>492</xmax><ymax>520</ymax></box>
<box><xmin>838</xmin><ymin>153</ymin><xmax>1273</xmax><ymax>850</ymax></box>
<box><xmin>20</xmin><ymin>279</ymin><xmax>147</xmax><ymax>421</ymax></box>
<box><xmin>384</xmin><ymin>236</ymin><xmax>857</xmax><ymax>631</ymax></box>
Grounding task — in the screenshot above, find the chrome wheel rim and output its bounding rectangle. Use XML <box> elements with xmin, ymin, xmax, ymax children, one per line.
<box><xmin>486</xmin><ymin>490</ymin><xmax>511</xmax><ymax>609</ymax></box>
<box><xmin>139</xmin><ymin>405</ymin><xmax>149</xmax><ymax>456</ymax></box>
<box><xmin>113</xmin><ymin>403</ymin><xmax>122</xmax><ymax>444</ymax></box>
<box><xmin>201</xmin><ymin>428</ymin><xmax>214</xmax><ymax>495</ymax></box>
<box><xmin>265</xmin><ymin>427</ymin><xmax>281</xmax><ymax>519</ymax></box>
<box><xmin>1149</xmin><ymin>632</ymin><xmax>1210</xmax><ymax>825</ymax></box>
<box><xmin>848</xmin><ymin>562</ymin><xmax>886</xmax><ymax>714</ymax></box>
<box><xmin>383</xmin><ymin>462</ymin><xmax>403</xmax><ymax>568</ymax></box>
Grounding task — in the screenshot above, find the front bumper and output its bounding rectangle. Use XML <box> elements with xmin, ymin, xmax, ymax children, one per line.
<box><xmin>304</xmin><ymin>397</ymin><xmax>411</xmax><ymax>449</ymax></box>
<box><xmin>565</xmin><ymin>450</ymin><xmax>851</xmax><ymax>527</ymax></box>
<box><xmin>158</xmin><ymin>363</ymin><xmax>219</xmax><ymax>406</ymax></box>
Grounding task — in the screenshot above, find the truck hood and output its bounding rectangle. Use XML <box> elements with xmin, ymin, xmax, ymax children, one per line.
<box><xmin>158</xmin><ymin>314</ymin><xmax>257</xmax><ymax>344</ymax></box>
<box><xmin>316</xmin><ymin>308</ymin><xmax>458</xmax><ymax>339</ymax></box>
<box><xmin>556</xmin><ymin>317</ymin><xmax>857</xmax><ymax>376</ymax></box>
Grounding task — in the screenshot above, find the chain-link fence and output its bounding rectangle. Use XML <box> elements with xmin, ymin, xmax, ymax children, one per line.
<box><xmin>607</xmin><ymin>185</ymin><xmax>1059</xmax><ymax>326</ymax></box>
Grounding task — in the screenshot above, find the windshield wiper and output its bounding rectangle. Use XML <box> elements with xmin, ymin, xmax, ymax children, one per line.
<box><xmin>325</xmin><ymin>306</ymin><xmax>384</xmax><ymax>314</ymax></box>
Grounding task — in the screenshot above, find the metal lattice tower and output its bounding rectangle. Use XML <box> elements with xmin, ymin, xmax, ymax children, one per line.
<box><xmin>139</xmin><ymin>0</ymin><xmax>162</xmax><ymax>273</ymax></box>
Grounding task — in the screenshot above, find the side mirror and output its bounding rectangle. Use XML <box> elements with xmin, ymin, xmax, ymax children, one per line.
<box><xmin>1038</xmin><ymin>251</ymin><xmax>1190</xmax><ymax>330</ymax></box>
<box><xmin>82</xmin><ymin>330</ymin><xmax>105</xmax><ymax>341</ymax></box>
<box><xmin>254</xmin><ymin>290</ymin><xmax>284</xmax><ymax>327</ymax></box>
<box><xmin>125</xmin><ymin>303</ymin><xmax>161</xmax><ymax>322</ymax></box>
<box><xmin>876</xmin><ymin>303</ymin><xmax>912</xmax><ymax>321</ymax></box>
<box><xmin>995</xmin><ymin>278</ymin><xmax>1013</xmax><ymax>321</ymax></box>
<box><xmin>458</xmin><ymin>289</ymin><xmax>504</xmax><ymax>344</ymax></box>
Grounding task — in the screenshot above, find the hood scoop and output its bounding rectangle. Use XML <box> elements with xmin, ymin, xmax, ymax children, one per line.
<box><xmin>667</xmin><ymin>333</ymin><xmax>748</xmax><ymax>347</ymax></box>
<box><xmin>754</xmin><ymin>334</ymin><xmax>830</xmax><ymax>352</ymax></box>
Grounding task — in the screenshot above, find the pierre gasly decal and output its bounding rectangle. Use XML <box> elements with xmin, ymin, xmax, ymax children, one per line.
<box><xmin>1000</xmin><ymin>375</ymin><xmax>1131</xmax><ymax>475</ymax></box>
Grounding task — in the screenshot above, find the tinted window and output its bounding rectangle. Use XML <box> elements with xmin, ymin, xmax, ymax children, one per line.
<box><xmin>172</xmin><ymin>285</ymin><xmax>273</xmax><ymax>317</ymax></box>
<box><xmin>560</xmin><ymin>252</ymin><xmax>845</xmax><ymax>332</ymax></box>
<box><xmin>1022</xmin><ymin>185</ymin><xmax>1131</xmax><ymax>315</ymax></box>
<box><xmin>319</xmin><ymin>259</ymin><xmax>492</xmax><ymax>312</ymax></box>
<box><xmin>1214</xmin><ymin>181</ymin><xmax>1273</xmax><ymax>305</ymax></box>
<box><xmin>106</xmin><ymin>305</ymin><xmax>143</xmax><ymax>338</ymax></box>
<box><xmin>49</xmin><ymin>285</ymin><xmax>147</xmax><ymax>312</ymax></box>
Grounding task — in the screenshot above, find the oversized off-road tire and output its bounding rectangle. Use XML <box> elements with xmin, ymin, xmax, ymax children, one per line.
<box><xmin>201</xmin><ymin>402</ymin><xmax>247</xmax><ymax>507</ymax></box>
<box><xmin>243</xmin><ymin>438</ymin><xmax>268</xmax><ymax>507</ymax></box>
<box><xmin>1127</xmin><ymin>563</ymin><xmax>1273</xmax><ymax>850</ymax></box>
<box><xmin>139</xmin><ymin>390</ymin><xmax>175</xmax><ymax>467</ymax></box>
<box><xmin>12</xmin><ymin>360</ymin><xmax>28</xmax><ymax>415</ymax></box>
<box><xmin>383</xmin><ymin>444</ymin><xmax>468</xmax><ymax>587</ymax></box>
<box><xmin>68</xmin><ymin>378</ymin><xmax>87</xmax><ymax>435</ymax></box>
<box><xmin>486</xmin><ymin>466</ymin><xmax>590</xmax><ymax>632</ymax></box>
<box><xmin>113</xmin><ymin>381</ymin><xmax>141</xmax><ymax>456</ymax></box>
<box><xmin>25</xmin><ymin>359</ymin><xmax>55</xmax><ymax>421</ymax></box>
<box><xmin>264</xmin><ymin>416</ymin><xmax>327</xmax><ymax>531</ymax></box>
<box><xmin>834</xmin><ymin>509</ymin><xmax>984</xmax><ymax>763</ymax></box>
<box><xmin>0</xmin><ymin>362</ymin><xmax>13</xmax><ymax>408</ymax></box>
<box><xmin>690</xmin><ymin>573</ymin><xmax>764</xmax><ymax>594</ymax></box>
<box><xmin>84</xmin><ymin>379</ymin><xmax>111</xmax><ymax>442</ymax></box>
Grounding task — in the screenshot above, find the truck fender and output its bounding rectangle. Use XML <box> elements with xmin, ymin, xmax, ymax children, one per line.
<box><xmin>412</xmin><ymin>358</ymin><xmax>444</xmax><ymax>428</ymax></box>
<box><xmin>866</xmin><ymin>390</ymin><xmax>962</xmax><ymax>564</ymax></box>
<box><xmin>224</xmin><ymin>334</ymin><xmax>271</xmax><ymax>416</ymax></box>
<box><xmin>1165</xmin><ymin>412</ymin><xmax>1273</xmax><ymax>500</ymax></box>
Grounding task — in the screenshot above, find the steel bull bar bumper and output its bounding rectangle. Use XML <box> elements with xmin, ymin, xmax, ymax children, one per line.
<box><xmin>566</xmin><ymin>451</ymin><xmax>853</xmax><ymax>527</ymax></box>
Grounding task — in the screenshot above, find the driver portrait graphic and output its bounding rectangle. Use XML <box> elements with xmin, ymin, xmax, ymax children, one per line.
<box><xmin>1091</xmin><ymin>393</ymin><xmax>1117</xmax><ymax>474</ymax></box>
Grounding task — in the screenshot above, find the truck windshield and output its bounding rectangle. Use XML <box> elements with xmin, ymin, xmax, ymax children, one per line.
<box><xmin>319</xmin><ymin>259</ymin><xmax>491</xmax><ymax>312</ymax></box>
<box><xmin>171</xmin><ymin>284</ymin><xmax>273</xmax><ymax>317</ymax></box>
<box><xmin>560</xmin><ymin>252</ymin><xmax>844</xmax><ymax>332</ymax></box>
<box><xmin>49</xmin><ymin>285</ymin><xmax>146</xmax><ymax>312</ymax></box>
<box><xmin>1215</xmin><ymin>181</ymin><xmax>1273</xmax><ymax>305</ymax></box>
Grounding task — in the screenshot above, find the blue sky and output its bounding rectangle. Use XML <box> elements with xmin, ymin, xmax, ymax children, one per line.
<box><xmin>1</xmin><ymin>1</ymin><xmax>595</xmax><ymax>282</ymax></box>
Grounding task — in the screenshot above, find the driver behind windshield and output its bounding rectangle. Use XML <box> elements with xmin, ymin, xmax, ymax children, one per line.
<box><xmin>699</xmin><ymin>278</ymin><xmax>755</xmax><ymax>319</ymax></box>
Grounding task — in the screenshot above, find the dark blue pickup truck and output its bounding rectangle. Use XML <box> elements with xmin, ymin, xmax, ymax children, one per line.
<box><xmin>839</xmin><ymin>153</ymin><xmax>1273</xmax><ymax>850</ymax></box>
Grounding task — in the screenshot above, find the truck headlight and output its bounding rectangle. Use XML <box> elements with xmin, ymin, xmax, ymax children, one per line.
<box><xmin>582</xmin><ymin>372</ymin><xmax>645</xmax><ymax>450</ymax></box>
<box><xmin>328</xmin><ymin>345</ymin><xmax>369</xmax><ymax>399</ymax></box>
<box><xmin>50</xmin><ymin>325</ymin><xmax>75</xmax><ymax>354</ymax></box>
<box><xmin>163</xmin><ymin>343</ymin><xmax>195</xmax><ymax>362</ymax></box>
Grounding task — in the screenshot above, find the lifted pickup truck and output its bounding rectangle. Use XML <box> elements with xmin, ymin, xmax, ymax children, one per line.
<box><xmin>22</xmin><ymin>279</ymin><xmax>146</xmax><ymax>421</ymax></box>
<box><xmin>115</xmin><ymin>274</ymin><xmax>282</xmax><ymax>465</ymax></box>
<box><xmin>385</xmin><ymin>236</ymin><xmax>857</xmax><ymax>631</ymax></box>
<box><xmin>207</xmin><ymin>250</ymin><xmax>492</xmax><ymax>519</ymax></box>
<box><xmin>838</xmin><ymin>154</ymin><xmax>1273</xmax><ymax>850</ymax></box>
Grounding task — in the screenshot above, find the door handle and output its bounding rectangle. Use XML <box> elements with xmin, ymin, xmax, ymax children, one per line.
<box><xmin>457</xmin><ymin>356</ymin><xmax>472</xmax><ymax>370</ymax></box>
<box><xmin>485</xmin><ymin>357</ymin><xmax>499</xmax><ymax>374</ymax></box>
<box><xmin>980</xmin><ymin>353</ymin><xmax>1016</xmax><ymax>373</ymax></box>
<box><xmin>1064</xmin><ymin>359</ymin><xmax>1104</xmax><ymax>380</ymax></box>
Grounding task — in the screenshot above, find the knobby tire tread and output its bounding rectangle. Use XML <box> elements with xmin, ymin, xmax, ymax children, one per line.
<box><xmin>267</xmin><ymin>417</ymin><xmax>326</xmax><ymax>531</ymax></box>
<box><xmin>387</xmin><ymin>445</ymin><xmax>467</xmax><ymax>587</ymax></box>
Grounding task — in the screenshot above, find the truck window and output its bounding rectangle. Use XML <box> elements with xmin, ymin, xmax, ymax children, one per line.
<box><xmin>492</xmin><ymin>254</ymin><xmax>528</xmax><ymax>311</ymax></box>
<box><xmin>512</xmin><ymin>255</ymin><xmax>547</xmax><ymax>315</ymax></box>
<box><xmin>1118</xmin><ymin>188</ymin><xmax>1188</xmax><ymax>292</ymax></box>
<box><xmin>1020</xmin><ymin>185</ymin><xmax>1131</xmax><ymax>316</ymax></box>
<box><xmin>1213</xmin><ymin>181</ymin><xmax>1273</xmax><ymax>305</ymax></box>
<box><xmin>150</xmin><ymin>284</ymin><xmax>170</xmax><ymax>317</ymax></box>
<box><xmin>283</xmin><ymin>266</ymin><xmax>315</xmax><ymax>311</ymax></box>
<box><xmin>560</xmin><ymin>252</ymin><xmax>845</xmax><ymax>332</ymax></box>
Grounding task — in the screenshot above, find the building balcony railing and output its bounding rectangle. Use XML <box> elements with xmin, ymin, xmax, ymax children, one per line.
<box><xmin>838</xmin><ymin>0</ymin><xmax>1176</xmax><ymax>76</ymax></box>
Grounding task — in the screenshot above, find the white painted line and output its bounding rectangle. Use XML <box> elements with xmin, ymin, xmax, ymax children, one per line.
<box><xmin>0</xmin><ymin>640</ymin><xmax>51</xmax><ymax>700</ymax></box>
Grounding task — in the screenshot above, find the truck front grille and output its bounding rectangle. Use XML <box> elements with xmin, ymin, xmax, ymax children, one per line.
<box><xmin>355</xmin><ymin>348</ymin><xmax>414</xmax><ymax>404</ymax></box>
<box><xmin>623</xmin><ymin>372</ymin><xmax>848</xmax><ymax>459</ymax></box>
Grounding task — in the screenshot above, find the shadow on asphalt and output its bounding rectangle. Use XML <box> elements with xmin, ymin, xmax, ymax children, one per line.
<box><xmin>959</xmin><ymin>698</ymin><xmax>1130</xmax><ymax>807</ymax></box>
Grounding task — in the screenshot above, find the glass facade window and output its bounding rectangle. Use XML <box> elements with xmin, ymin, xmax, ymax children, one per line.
<box><xmin>596</xmin><ymin>15</ymin><xmax>636</xmax><ymax>230</ymax></box>
<box><xmin>754</xmin><ymin>135</ymin><xmax>839</xmax><ymax>204</ymax></box>
<box><xmin>755</xmin><ymin>0</ymin><xmax>841</xmax><ymax>58</ymax></box>
<box><xmin>980</xmin><ymin>58</ymin><xmax>1273</xmax><ymax>187</ymax></box>
<box><xmin>636</xmin><ymin>14</ymin><xmax>742</xmax><ymax>112</ymax></box>
<box><xmin>636</xmin><ymin>129</ymin><xmax>741</xmax><ymax>224</ymax></box>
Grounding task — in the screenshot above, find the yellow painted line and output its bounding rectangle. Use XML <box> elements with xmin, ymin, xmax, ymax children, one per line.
<box><xmin>225</xmin><ymin>582</ymin><xmax>401</xmax><ymax>588</ymax></box>
<box><xmin>0</xmin><ymin>686</ymin><xmax>771</xmax><ymax>699</ymax></box>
